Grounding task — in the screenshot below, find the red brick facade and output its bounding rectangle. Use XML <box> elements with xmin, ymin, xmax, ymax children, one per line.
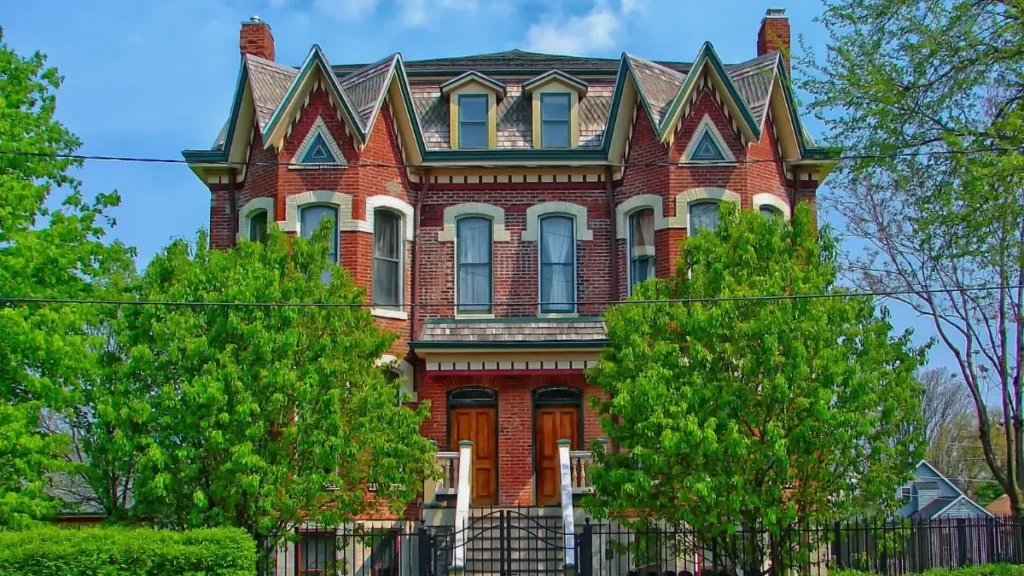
<box><xmin>193</xmin><ymin>9</ymin><xmax>827</xmax><ymax>514</ymax></box>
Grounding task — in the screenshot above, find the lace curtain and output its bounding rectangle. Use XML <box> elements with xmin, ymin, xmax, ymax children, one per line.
<box><xmin>373</xmin><ymin>211</ymin><xmax>402</xmax><ymax>306</ymax></box>
<box><xmin>540</xmin><ymin>216</ymin><xmax>574</xmax><ymax>312</ymax></box>
<box><xmin>629</xmin><ymin>209</ymin><xmax>655</xmax><ymax>288</ymax></box>
<box><xmin>689</xmin><ymin>201</ymin><xmax>721</xmax><ymax>234</ymax></box>
<box><xmin>457</xmin><ymin>217</ymin><xmax>492</xmax><ymax>312</ymax></box>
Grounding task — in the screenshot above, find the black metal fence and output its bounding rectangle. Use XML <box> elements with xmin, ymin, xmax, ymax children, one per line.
<box><xmin>257</xmin><ymin>515</ymin><xmax>1024</xmax><ymax>576</ymax></box>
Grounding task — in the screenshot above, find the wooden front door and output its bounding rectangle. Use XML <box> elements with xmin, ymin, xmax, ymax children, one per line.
<box><xmin>450</xmin><ymin>407</ymin><xmax>498</xmax><ymax>506</ymax></box>
<box><xmin>535</xmin><ymin>406</ymin><xmax>580</xmax><ymax>506</ymax></box>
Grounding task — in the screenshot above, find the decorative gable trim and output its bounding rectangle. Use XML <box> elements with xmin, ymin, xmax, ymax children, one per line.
<box><xmin>438</xmin><ymin>203</ymin><xmax>511</xmax><ymax>242</ymax></box>
<box><xmin>522</xmin><ymin>70</ymin><xmax>588</xmax><ymax>97</ymax></box>
<box><xmin>521</xmin><ymin>201</ymin><xmax>594</xmax><ymax>242</ymax></box>
<box><xmin>291</xmin><ymin>116</ymin><xmax>347</xmax><ymax>168</ymax></box>
<box><xmin>615</xmin><ymin>195</ymin><xmax>667</xmax><ymax>240</ymax></box>
<box><xmin>681</xmin><ymin>115</ymin><xmax>737</xmax><ymax>164</ymax></box>
<box><xmin>236</xmin><ymin>197</ymin><xmax>275</xmax><ymax>242</ymax></box>
<box><xmin>667</xmin><ymin>187</ymin><xmax>740</xmax><ymax>230</ymax></box>
<box><xmin>440</xmin><ymin>71</ymin><xmax>507</xmax><ymax>99</ymax></box>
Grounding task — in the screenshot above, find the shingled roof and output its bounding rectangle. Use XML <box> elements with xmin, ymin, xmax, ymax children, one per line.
<box><xmin>414</xmin><ymin>318</ymin><xmax>607</xmax><ymax>347</ymax></box>
<box><xmin>204</xmin><ymin>46</ymin><xmax>789</xmax><ymax>156</ymax></box>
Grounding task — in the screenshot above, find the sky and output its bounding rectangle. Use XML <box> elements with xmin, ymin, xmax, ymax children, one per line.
<box><xmin>0</xmin><ymin>0</ymin><xmax>952</xmax><ymax>373</ymax></box>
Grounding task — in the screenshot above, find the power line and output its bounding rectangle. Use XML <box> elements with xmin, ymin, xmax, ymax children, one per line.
<box><xmin>0</xmin><ymin>146</ymin><xmax>1018</xmax><ymax>170</ymax></box>
<box><xmin>1</xmin><ymin>283</ymin><xmax>1019</xmax><ymax>310</ymax></box>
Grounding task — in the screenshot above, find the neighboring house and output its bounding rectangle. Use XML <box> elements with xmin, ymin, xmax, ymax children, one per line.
<box><xmin>181</xmin><ymin>10</ymin><xmax>834</xmax><ymax>569</ymax></box>
<box><xmin>897</xmin><ymin>460</ymin><xmax>992</xmax><ymax>520</ymax></box>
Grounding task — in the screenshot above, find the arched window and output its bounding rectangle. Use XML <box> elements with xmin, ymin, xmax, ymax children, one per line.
<box><xmin>628</xmin><ymin>208</ymin><xmax>655</xmax><ymax>292</ymax></box>
<box><xmin>533</xmin><ymin>386</ymin><xmax>582</xmax><ymax>406</ymax></box>
<box><xmin>248</xmin><ymin>210</ymin><xmax>269</xmax><ymax>243</ymax></box>
<box><xmin>457</xmin><ymin>217</ymin><xmax>492</xmax><ymax>314</ymax></box>
<box><xmin>539</xmin><ymin>215</ymin><xmax>575</xmax><ymax>313</ymax></box>
<box><xmin>300</xmin><ymin>205</ymin><xmax>338</xmax><ymax>284</ymax></box>
<box><xmin>448</xmin><ymin>387</ymin><xmax>497</xmax><ymax>406</ymax></box>
<box><xmin>759</xmin><ymin>205</ymin><xmax>782</xmax><ymax>219</ymax></box>
<box><xmin>373</xmin><ymin>210</ymin><xmax>403</xmax><ymax>308</ymax></box>
<box><xmin>688</xmin><ymin>201</ymin><xmax>721</xmax><ymax>234</ymax></box>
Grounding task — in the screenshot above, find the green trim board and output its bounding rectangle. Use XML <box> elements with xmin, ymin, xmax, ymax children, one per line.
<box><xmin>410</xmin><ymin>340</ymin><xmax>608</xmax><ymax>350</ymax></box>
<box><xmin>422</xmin><ymin>316</ymin><xmax>604</xmax><ymax>325</ymax></box>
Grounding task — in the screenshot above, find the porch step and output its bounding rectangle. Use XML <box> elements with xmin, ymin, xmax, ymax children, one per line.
<box><xmin>458</xmin><ymin>507</ymin><xmax>567</xmax><ymax>575</ymax></box>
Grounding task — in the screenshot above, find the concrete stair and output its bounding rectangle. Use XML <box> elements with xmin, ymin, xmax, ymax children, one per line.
<box><xmin>462</xmin><ymin>507</ymin><xmax>566</xmax><ymax>575</ymax></box>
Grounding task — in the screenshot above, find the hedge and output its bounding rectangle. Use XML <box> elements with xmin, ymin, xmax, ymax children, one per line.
<box><xmin>0</xmin><ymin>525</ymin><xmax>255</xmax><ymax>576</ymax></box>
<box><xmin>832</xmin><ymin>565</ymin><xmax>1024</xmax><ymax>576</ymax></box>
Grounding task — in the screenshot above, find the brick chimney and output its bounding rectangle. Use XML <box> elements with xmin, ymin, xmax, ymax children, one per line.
<box><xmin>757</xmin><ymin>8</ymin><xmax>790</xmax><ymax>71</ymax></box>
<box><xmin>240</xmin><ymin>15</ymin><xmax>274</xmax><ymax>61</ymax></box>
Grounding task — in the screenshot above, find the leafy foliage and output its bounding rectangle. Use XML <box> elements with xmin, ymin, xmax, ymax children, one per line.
<box><xmin>0</xmin><ymin>28</ymin><xmax>134</xmax><ymax>527</ymax></box>
<box><xmin>0</xmin><ymin>526</ymin><xmax>255</xmax><ymax>576</ymax></box>
<box><xmin>116</xmin><ymin>225</ymin><xmax>434</xmax><ymax>543</ymax></box>
<box><xmin>800</xmin><ymin>0</ymin><xmax>1024</xmax><ymax>512</ymax></box>
<box><xmin>587</xmin><ymin>205</ymin><xmax>925</xmax><ymax>574</ymax></box>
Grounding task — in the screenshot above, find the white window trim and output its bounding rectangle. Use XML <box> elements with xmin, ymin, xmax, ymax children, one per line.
<box><xmin>625</xmin><ymin>208</ymin><xmax>658</xmax><ymax>295</ymax></box>
<box><xmin>291</xmin><ymin>116</ymin><xmax>347</xmax><ymax>169</ymax></box>
<box><xmin>280</xmin><ymin>191</ymin><xmax>365</xmax><ymax>233</ymax></box>
<box><xmin>438</xmin><ymin>203</ymin><xmax>511</xmax><ymax>242</ymax></box>
<box><xmin>453</xmin><ymin>216</ymin><xmax>495</xmax><ymax>319</ymax></box>
<box><xmin>537</xmin><ymin>215</ymin><xmax>578</xmax><ymax>316</ymax></box>
<box><xmin>364</xmin><ymin>195</ymin><xmax>415</xmax><ymax>240</ymax></box>
<box><xmin>753</xmin><ymin>193</ymin><xmax>791</xmax><ymax>219</ymax></box>
<box><xmin>667</xmin><ymin>187</ymin><xmax>741</xmax><ymax>231</ymax></box>
<box><xmin>521</xmin><ymin>201</ymin><xmax>593</xmax><ymax>242</ymax></box>
<box><xmin>614</xmin><ymin>194</ymin><xmax>667</xmax><ymax>240</ymax></box>
<box><xmin>236</xmin><ymin>197</ymin><xmax>275</xmax><ymax>242</ymax></box>
<box><xmin>370</xmin><ymin>204</ymin><xmax>409</xmax><ymax>321</ymax></box>
<box><xmin>377</xmin><ymin>355</ymin><xmax>416</xmax><ymax>402</ymax></box>
<box><xmin>681</xmin><ymin>115</ymin><xmax>737</xmax><ymax>164</ymax></box>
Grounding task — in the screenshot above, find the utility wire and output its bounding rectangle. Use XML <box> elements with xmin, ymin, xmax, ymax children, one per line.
<box><xmin>1</xmin><ymin>283</ymin><xmax>1019</xmax><ymax>309</ymax></box>
<box><xmin>0</xmin><ymin>146</ymin><xmax>1019</xmax><ymax>170</ymax></box>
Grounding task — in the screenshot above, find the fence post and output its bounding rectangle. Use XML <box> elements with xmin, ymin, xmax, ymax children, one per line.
<box><xmin>418</xmin><ymin>522</ymin><xmax>431</xmax><ymax>576</ymax></box>
<box><xmin>579</xmin><ymin>518</ymin><xmax>593</xmax><ymax>576</ymax></box>
<box><xmin>833</xmin><ymin>522</ymin><xmax>842</xmax><ymax>570</ymax></box>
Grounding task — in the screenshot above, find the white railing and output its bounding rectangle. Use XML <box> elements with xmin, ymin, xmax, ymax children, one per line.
<box><xmin>434</xmin><ymin>451</ymin><xmax>460</xmax><ymax>498</ymax></box>
<box><xmin>452</xmin><ymin>440</ymin><xmax>473</xmax><ymax>572</ymax></box>
<box><xmin>569</xmin><ymin>450</ymin><xmax>596</xmax><ymax>494</ymax></box>
<box><xmin>558</xmin><ymin>439</ymin><xmax>576</xmax><ymax>572</ymax></box>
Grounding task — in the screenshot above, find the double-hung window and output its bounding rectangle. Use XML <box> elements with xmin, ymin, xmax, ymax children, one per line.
<box><xmin>373</xmin><ymin>210</ymin><xmax>403</xmax><ymax>308</ymax></box>
<box><xmin>540</xmin><ymin>93</ymin><xmax>570</xmax><ymax>148</ymax></box>
<box><xmin>456</xmin><ymin>217</ymin><xmax>492</xmax><ymax>314</ymax></box>
<box><xmin>628</xmin><ymin>209</ymin><xmax>655</xmax><ymax>292</ymax></box>
<box><xmin>539</xmin><ymin>215</ymin><xmax>575</xmax><ymax>313</ymax></box>
<box><xmin>248</xmin><ymin>210</ymin><xmax>268</xmax><ymax>243</ymax></box>
<box><xmin>688</xmin><ymin>201</ymin><xmax>721</xmax><ymax>234</ymax></box>
<box><xmin>459</xmin><ymin>95</ymin><xmax>488</xmax><ymax>149</ymax></box>
<box><xmin>300</xmin><ymin>205</ymin><xmax>339</xmax><ymax>284</ymax></box>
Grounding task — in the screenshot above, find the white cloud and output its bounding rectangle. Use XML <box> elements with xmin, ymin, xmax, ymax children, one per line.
<box><xmin>524</xmin><ymin>1</ymin><xmax>620</xmax><ymax>55</ymax></box>
<box><xmin>312</xmin><ymin>0</ymin><xmax>381</xmax><ymax>21</ymax></box>
<box><xmin>621</xmin><ymin>0</ymin><xmax>646</xmax><ymax>15</ymax></box>
<box><xmin>311</xmin><ymin>0</ymin><xmax>476</xmax><ymax>27</ymax></box>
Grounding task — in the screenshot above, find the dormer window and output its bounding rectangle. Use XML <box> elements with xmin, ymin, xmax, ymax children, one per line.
<box><xmin>458</xmin><ymin>95</ymin><xmax>488</xmax><ymax>150</ymax></box>
<box><xmin>540</xmin><ymin>94</ymin><xmax>571</xmax><ymax>148</ymax></box>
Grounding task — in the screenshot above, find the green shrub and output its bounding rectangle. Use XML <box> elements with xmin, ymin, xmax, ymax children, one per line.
<box><xmin>0</xmin><ymin>525</ymin><xmax>255</xmax><ymax>576</ymax></box>
<box><xmin>831</xmin><ymin>566</ymin><xmax>1024</xmax><ymax>576</ymax></box>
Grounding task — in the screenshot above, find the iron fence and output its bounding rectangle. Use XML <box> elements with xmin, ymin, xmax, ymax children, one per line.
<box><xmin>257</xmin><ymin>515</ymin><xmax>1024</xmax><ymax>576</ymax></box>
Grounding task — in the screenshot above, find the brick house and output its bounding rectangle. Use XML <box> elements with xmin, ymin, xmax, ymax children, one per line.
<box><xmin>182</xmin><ymin>8</ymin><xmax>832</xmax><ymax>555</ymax></box>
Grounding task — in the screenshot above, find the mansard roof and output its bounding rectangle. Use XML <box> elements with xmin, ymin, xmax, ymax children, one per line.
<box><xmin>186</xmin><ymin>44</ymin><xmax>834</xmax><ymax>171</ymax></box>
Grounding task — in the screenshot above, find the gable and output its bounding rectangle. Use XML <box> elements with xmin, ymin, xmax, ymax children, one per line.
<box><xmin>292</xmin><ymin>115</ymin><xmax>347</xmax><ymax>167</ymax></box>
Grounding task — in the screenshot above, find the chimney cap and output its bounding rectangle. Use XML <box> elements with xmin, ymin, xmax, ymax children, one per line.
<box><xmin>764</xmin><ymin>8</ymin><xmax>787</xmax><ymax>18</ymax></box>
<box><xmin>248</xmin><ymin>15</ymin><xmax>263</xmax><ymax>23</ymax></box>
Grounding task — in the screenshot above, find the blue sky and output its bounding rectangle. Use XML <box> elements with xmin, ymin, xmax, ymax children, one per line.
<box><xmin>0</xmin><ymin>0</ymin><xmax>950</xmax><ymax>372</ymax></box>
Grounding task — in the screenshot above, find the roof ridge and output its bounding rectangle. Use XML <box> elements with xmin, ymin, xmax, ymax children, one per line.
<box><xmin>339</xmin><ymin>53</ymin><xmax>398</xmax><ymax>86</ymax></box>
<box><xmin>244</xmin><ymin>53</ymin><xmax>299</xmax><ymax>74</ymax></box>
<box><xmin>625</xmin><ymin>53</ymin><xmax>686</xmax><ymax>80</ymax></box>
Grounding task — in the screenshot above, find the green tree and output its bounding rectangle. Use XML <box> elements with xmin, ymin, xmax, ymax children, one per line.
<box><xmin>800</xmin><ymin>0</ymin><xmax>1024</xmax><ymax>513</ymax></box>
<box><xmin>119</xmin><ymin>226</ymin><xmax>435</xmax><ymax>546</ymax></box>
<box><xmin>0</xmin><ymin>28</ymin><xmax>134</xmax><ymax>528</ymax></box>
<box><xmin>587</xmin><ymin>205</ymin><xmax>925</xmax><ymax>575</ymax></box>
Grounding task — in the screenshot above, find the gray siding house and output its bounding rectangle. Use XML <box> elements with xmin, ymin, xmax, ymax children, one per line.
<box><xmin>896</xmin><ymin>460</ymin><xmax>992</xmax><ymax>520</ymax></box>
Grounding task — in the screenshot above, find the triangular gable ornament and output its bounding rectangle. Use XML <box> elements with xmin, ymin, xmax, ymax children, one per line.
<box><xmin>681</xmin><ymin>114</ymin><xmax>737</xmax><ymax>164</ymax></box>
<box><xmin>292</xmin><ymin>116</ymin><xmax>347</xmax><ymax>168</ymax></box>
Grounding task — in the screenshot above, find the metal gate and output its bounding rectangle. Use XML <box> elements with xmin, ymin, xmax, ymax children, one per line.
<box><xmin>423</xmin><ymin>509</ymin><xmax>571</xmax><ymax>576</ymax></box>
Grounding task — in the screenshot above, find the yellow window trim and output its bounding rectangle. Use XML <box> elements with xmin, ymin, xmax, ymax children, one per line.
<box><xmin>447</xmin><ymin>80</ymin><xmax>499</xmax><ymax>150</ymax></box>
<box><xmin>530</xmin><ymin>79</ymin><xmax>580</xmax><ymax>149</ymax></box>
